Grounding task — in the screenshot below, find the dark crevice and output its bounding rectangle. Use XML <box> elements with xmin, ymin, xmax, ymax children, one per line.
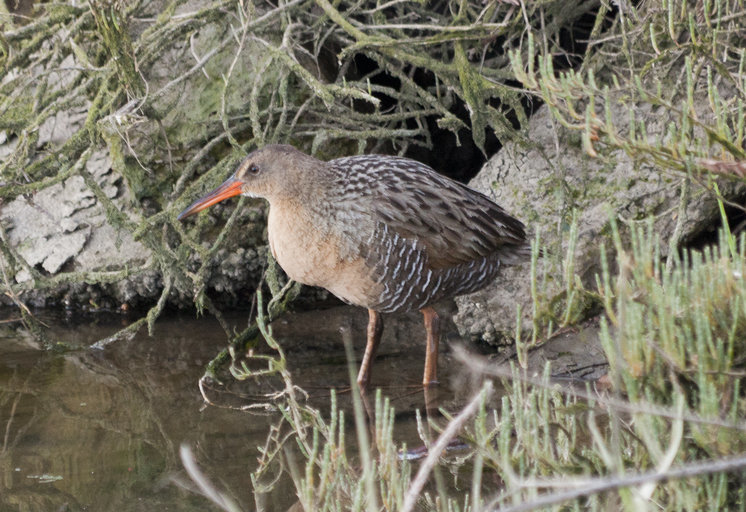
<box><xmin>681</xmin><ymin>196</ymin><xmax>746</xmax><ymax>254</ymax></box>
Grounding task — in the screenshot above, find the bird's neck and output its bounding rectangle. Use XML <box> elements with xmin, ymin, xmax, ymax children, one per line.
<box><xmin>266</xmin><ymin>192</ymin><xmax>336</xmax><ymax>235</ymax></box>
<box><xmin>264</xmin><ymin>160</ymin><xmax>332</xmax><ymax>204</ymax></box>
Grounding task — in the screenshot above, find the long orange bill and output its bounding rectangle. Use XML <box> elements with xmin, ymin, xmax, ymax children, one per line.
<box><xmin>177</xmin><ymin>176</ymin><xmax>243</xmax><ymax>220</ymax></box>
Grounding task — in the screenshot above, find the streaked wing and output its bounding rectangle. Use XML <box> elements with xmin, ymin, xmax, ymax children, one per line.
<box><xmin>330</xmin><ymin>155</ymin><xmax>528</xmax><ymax>270</ymax></box>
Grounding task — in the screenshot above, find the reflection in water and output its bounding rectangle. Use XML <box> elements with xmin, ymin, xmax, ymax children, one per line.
<box><xmin>0</xmin><ymin>313</ymin><xmax>282</xmax><ymax>511</ymax></box>
<box><xmin>0</xmin><ymin>306</ymin><xmax>482</xmax><ymax>511</ymax></box>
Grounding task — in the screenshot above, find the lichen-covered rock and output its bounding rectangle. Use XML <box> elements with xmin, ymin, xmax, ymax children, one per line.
<box><xmin>454</xmin><ymin>98</ymin><xmax>745</xmax><ymax>344</ymax></box>
<box><xmin>3</xmin><ymin>151</ymin><xmax>141</xmax><ymax>271</ymax></box>
<box><xmin>0</xmin><ymin>17</ymin><xmax>277</xmax><ymax>311</ymax></box>
<box><xmin>1</xmin><ymin>150</ymin><xmax>146</xmax><ymax>306</ymax></box>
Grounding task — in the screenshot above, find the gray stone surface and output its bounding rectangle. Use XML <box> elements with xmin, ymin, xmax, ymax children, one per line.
<box><xmin>454</xmin><ymin>96</ymin><xmax>744</xmax><ymax>344</ymax></box>
<box><xmin>1</xmin><ymin>150</ymin><xmax>150</xmax><ymax>298</ymax></box>
<box><xmin>0</xmin><ymin>19</ymin><xmax>275</xmax><ymax>310</ymax></box>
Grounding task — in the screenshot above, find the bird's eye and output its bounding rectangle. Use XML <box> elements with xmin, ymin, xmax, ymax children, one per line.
<box><xmin>248</xmin><ymin>163</ymin><xmax>260</xmax><ymax>175</ymax></box>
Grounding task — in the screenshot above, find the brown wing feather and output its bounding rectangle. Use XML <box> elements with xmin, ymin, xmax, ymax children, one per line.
<box><xmin>379</xmin><ymin>183</ymin><xmax>527</xmax><ymax>268</ymax></box>
<box><xmin>329</xmin><ymin>155</ymin><xmax>528</xmax><ymax>270</ymax></box>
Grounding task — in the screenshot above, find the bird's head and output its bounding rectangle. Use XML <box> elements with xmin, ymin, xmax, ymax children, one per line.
<box><xmin>177</xmin><ymin>144</ymin><xmax>321</xmax><ymax>221</ymax></box>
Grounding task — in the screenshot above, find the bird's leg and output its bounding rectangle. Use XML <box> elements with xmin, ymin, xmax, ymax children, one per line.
<box><xmin>423</xmin><ymin>383</ymin><xmax>439</xmax><ymax>420</ymax></box>
<box><xmin>357</xmin><ymin>309</ymin><xmax>384</xmax><ymax>389</ymax></box>
<box><xmin>421</xmin><ymin>306</ymin><xmax>440</xmax><ymax>386</ymax></box>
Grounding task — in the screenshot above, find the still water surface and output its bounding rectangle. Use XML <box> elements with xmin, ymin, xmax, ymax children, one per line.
<box><xmin>0</xmin><ymin>306</ymin><xmax>479</xmax><ymax>511</ymax></box>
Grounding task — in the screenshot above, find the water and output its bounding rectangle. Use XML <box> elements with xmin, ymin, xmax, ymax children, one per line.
<box><xmin>0</xmin><ymin>306</ymin><xmax>481</xmax><ymax>511</ymax></box>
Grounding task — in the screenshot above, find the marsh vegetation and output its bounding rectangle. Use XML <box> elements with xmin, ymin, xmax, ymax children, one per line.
<box><xmin>2</xmin><ymin>0</ymin><xmax>746</xmax><ymax>510</ymax></box>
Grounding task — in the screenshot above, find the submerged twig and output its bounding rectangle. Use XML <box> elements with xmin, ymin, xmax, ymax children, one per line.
<box><xmin>176</xmin><ymin>445</ymin><xmax>242</xmax><ymax>512</ymax></box>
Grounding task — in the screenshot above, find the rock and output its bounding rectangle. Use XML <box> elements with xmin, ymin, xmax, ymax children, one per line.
<box><xmin>454</xmin><ymin>94</ymin><xmax>744</xmax><ymax>344</ymax></box>
<box><xmin>0</xmin><ymin>19</ymin><xmax>276</xmax><ymax>311</ymax></box>
<box><xmin>0</xmin><ymin>142</ymin><xmax>267</xmax><ymax>309</ymax></box>
<box><xmin>2</xmin><ymin>149</ymin><xmax>150</xmax><ymax>289</ymax></box>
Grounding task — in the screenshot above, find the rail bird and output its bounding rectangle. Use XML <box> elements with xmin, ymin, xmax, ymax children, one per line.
<box><xmin>178</xmin><ymin>145</ymin><xmax>528</xmax><ymax>388</ymax></box>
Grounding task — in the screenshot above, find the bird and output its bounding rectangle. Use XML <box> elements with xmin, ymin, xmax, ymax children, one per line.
<box><xmin>178</xmin><ymin>144</ymin><xmax>528</xmax><ymax>388</ymax></box>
